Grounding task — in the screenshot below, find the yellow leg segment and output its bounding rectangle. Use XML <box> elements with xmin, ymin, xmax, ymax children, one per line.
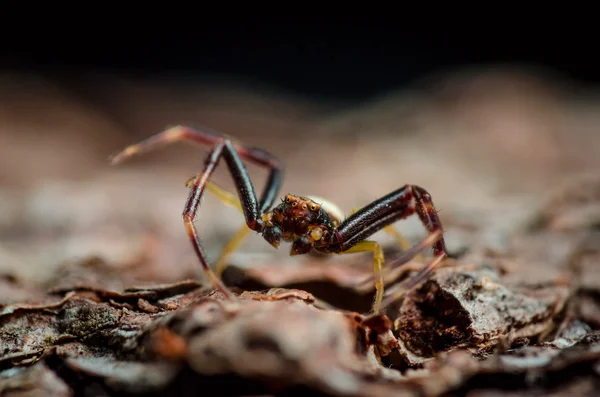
<box><xmin>215</xmin><ymin>225</ymin><xmax>251</xmax><ymax>277</ymax></box>
<box><xmin>186</xmin><ymin>177</ymin><xmax>250</xmax><ymax>278</ymax></box>
<box><xmin>348</xmin><ymin>207</ymin><xmax>422</xmax><ymax>262</ymax></box>
<box><xmin>186</xmin><ymin>177</ymin><xmax>243</xmax><ymax>212</ymax></box>
<box><xmin>341</xmin><ymin>240</ymin><xmax>385</xmax><ymax>314</ymax></box>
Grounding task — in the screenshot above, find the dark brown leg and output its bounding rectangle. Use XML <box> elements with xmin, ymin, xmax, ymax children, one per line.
<box><xmin>413</xmin><ymin>186</ymin><xmax>446</xmax><ymax>258</ymax></box>
<box><xmin>110</xmin><ymin>126</ymin><xmax>283</xmax><ymax>298</ymax></box>
<box><xmin>390</xmin><ymin>186</ymin><xmax>448</xmax><ymax>290</ymax></box>
<box><xmin>110</xmin><ymin>125</ymin><xmax>283</xmax><ymax>213</ymax></box>
<box><xmin>332</xmin><ymin>185</ymin><xmax>448</xmax><ymax>308</ymax></box>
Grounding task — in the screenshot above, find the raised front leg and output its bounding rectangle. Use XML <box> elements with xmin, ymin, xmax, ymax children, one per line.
<box><xmin>110</xmin><ymin>126</ymin><xmax>284</xmax><ymax>298</ymax></box>
<box><xmin>110</xmin><ymin>125</ymin><xmax>284</xmax><ymax>213</ymax></box>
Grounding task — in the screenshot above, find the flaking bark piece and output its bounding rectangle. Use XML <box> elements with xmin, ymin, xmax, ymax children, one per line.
<box><xmin>418</xmin><ymin>329</ymin><xmax>600</xmax><ymax>396</ymax></box>
<box><xmin>123</xmin><ymin>279</ymin><xmax>203</xmax><ymax>298</ymax></box>
<box><xmin>140</xmin><ymin>289</ymin><xmax>320</xmax><ymax>363</ymax></box>
<box><xmin>0</xmin><ymin>286</ymin><xmax>231</xmax><ymax>394</ymax></box>
<box><xmin>137</xmin><ymin>291</ymin><xmax>408</xmax><ymax>396</ymax></box>
<box><xmin>394</xmin><ymin>264</ymin><xmax>570</xmax><ymax>365</ymax></box>
<box><xmin>41</xmin><ymin>256</ymin><xmax>143</xmax><ymax>297</ymax></box>
<box><xmin>0</xmin><ymin>291</ymin><xmax>76</xmax><ymax>317</ymax></box>
<box><xmin>0</xmin><ymin>362</ymin><xmax>72</xmax><ymax>397</ymax></box>
<box><xmin>184</xmin><ymin>299</ymin><xmax>392</xmax><ymax>396</ymax></box>
<box><xmin>402</xmin><ymin>350</ymin><xmax>481</xmax><ymax>397</ymax></box>
<box><xmin>0</xmin><ymin>295</ymin><xmax>121</xmax><ymax>368</ymax></box>
<box><xmin>461</xmin><ymin>330</ymin><xmax>600</xmax><ymax>393</ymax></box>
<box><xmin>222</xmin><ymin>259</ymin><xmax>418</xmax><ymax>313</ymax></box>
<box><xmin>240</xmin><ymin>287</ymin><xmax>316</xmax><ymax>303</ymax></box>
<box><xmin>63</xmin><ymin>356</ymin><xmax>180</xmax><ymax>395</ymax></box>
<box><xmin>48</xmin><ymin>279</ymin><xmax>203</xmax><ymax>303</ymax></box>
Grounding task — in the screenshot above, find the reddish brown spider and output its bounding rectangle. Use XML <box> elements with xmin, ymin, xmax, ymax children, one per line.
<box><xmin>110</xmin><ymin>126</ymin><xmax>448</xmax><ymax>313</ymax></box>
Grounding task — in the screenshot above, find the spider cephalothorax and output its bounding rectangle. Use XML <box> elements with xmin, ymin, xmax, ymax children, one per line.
<box><xmin>110</xmin><ymin>125</ymin><xmax>448</xmax><ymax>314</ymax></box>
<box><xmin>261</xmin><ymin>194</ymin><xmax>337</xmax><ymax>255</ymax></box>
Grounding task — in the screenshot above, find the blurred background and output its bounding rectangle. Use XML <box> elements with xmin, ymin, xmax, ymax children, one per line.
<box><xmin>0</xmin><ymin>21</ymin><xmax>598</xmax><ymax>292</ymax></box>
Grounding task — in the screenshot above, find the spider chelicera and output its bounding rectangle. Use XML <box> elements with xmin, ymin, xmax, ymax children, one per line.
<box><xmin>110</xmin><ymin>126</ymin><xmax>448</xmax><ymax>313</ymax></box>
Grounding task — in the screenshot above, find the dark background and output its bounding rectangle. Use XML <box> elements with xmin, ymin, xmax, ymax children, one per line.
<box><xmin>0</xmin><ymin>23</ymin><xmax>597</xmax><ymax>103</ymax></box>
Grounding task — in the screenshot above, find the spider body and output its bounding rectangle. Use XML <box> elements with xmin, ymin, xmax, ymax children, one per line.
<box><xmin>261</xmin><ymin>194</ymin><xmax>336</xmax><ymax>255</ymax></box>
<box><xmin>110</xmin><ymin>125</ymin><xmax>448</xmax><ymax>313</ymax></box>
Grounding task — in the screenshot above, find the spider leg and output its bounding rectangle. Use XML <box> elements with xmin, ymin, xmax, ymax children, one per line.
<box><xmin>355</xmin><ymin>228</ymin><xmax>444</xmax><ymax>307</ymax></box>
<box><xmin>111</xmin><ymin>126</ymin><xmax>283</xmax><ymax>298</ymax></box>
<box><xmin>380</xmin><ymin>247</ymin><xmax>446</xmax><ymax>309</ymax></box>
<box><xmin>187</xmin><ymin>178</ymin><xmax>244</xmax><ymax>211</ymax></box>
<box><xmin>332</xmin><ymin>185</ymin><xmax>447</xmax><ymax>312</ymax></box>
<box><xmin>215</xmin><ymin>225</ymin><xmax>252</xmax><ymax>278</ymax></box>
<box><xmin>185</xmin><ymin>140</ymin><xmax>273</xmax><ymax>298</ymax></box>
<box><xmin>189</xmin><ymin>179</ymin><xmax>250</xmax><ymax>278</ymax></box>
<box><xmin>348</xmin><ymin>207</ymin><xmax>423</xmax><ymax>262</ymax></box>
<box><xmin>339</xmin><ymin>240</ymin><xmax>385</xmax><ymax>314</ymax></box>
<box><xmin>111</xmin><ymin>125</ymin><xmax>283</xmax><ymax>213</ymax></box>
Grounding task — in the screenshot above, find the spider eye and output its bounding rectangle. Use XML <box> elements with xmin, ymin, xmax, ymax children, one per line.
<box><xmin>310</xmin><ymin>204</ymin><xmax>317</xmax><ymax>211</ymax></box>
<box><xmin>291</xmin><ymin>202</ymin><xmax>297</xmax><ymax>207</ymax></box>
<box><xmin>301</xmin><ymin>204</ymin><xmax>307</xmax><ymax>210</ymax></box>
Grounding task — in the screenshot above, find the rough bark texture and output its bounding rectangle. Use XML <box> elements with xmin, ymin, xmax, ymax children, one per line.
<box><xmin>1</xmin><ymin>69</ymin><xmax>600</xmax><ymax>396</ymax></box>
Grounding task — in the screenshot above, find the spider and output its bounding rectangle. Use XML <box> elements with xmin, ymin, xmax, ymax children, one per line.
<box><xmin>110</xmin><ymin>125</ymin><xmax>448</xmax><ymax>313</ymax></box>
